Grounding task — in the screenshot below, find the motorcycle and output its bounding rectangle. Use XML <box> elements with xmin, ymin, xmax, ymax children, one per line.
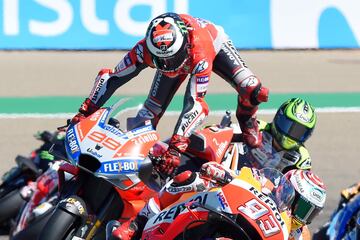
<box><xmin>12</xmin><ymin>106</ymin><xmax>238</xmax><ymax>240</ymax></box>
<box><xmin>0</xmin><ymin>131</ymin><xmax>63</xmax><ymax>234</ymax></box>
<box><xmin>31</xmin><ymin>101</ymin><xmax>294</xmax><ymax>239</ymax></box>
<box><xmin>313</xmin><ymin>189</ymin><xmax>360</xmax><ymax>240</ymax></box>
<box><xmin>10</xmin><ymin>160</ymin><xmax>70</xmax><ymax>240</ymax></box>
<box><xmin>37</xmin><ymin>99</ymin><xmax>162</xmax><ymax>240</ymax></box>
<box><xmin>141</xmin><ymin>167</ymin><xmax>295</xmax><ymax>239</ymax></box>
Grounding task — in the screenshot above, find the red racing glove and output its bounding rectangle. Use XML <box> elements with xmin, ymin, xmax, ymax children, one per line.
<box><xmin>71</xmin><ymin>98</ymin><xmax>100</xmax><ymax>124</ymax></box>
<box><xmin>156</xmin><ymin>134</ymin><xmax>190</xmax><ymax>177</ymax></box>
<box><xmin>199</xmin><ymin>162</ymin><xmax>233</xmax><ymax>186</ymax></box>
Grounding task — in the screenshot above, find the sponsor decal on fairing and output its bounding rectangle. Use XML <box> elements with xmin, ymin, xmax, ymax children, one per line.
<box><xmin>130</xmin><ymin>132</ymin><xmax>158</xmax><ymax>145</ymax></box>
<box><xmin>232</xmin><ymin>179</ymin><xmax>287</xmax><ymax>234</ymax></box>
<box><xmin>61</xmin><ymin>198</ymin><xmax>85</xmax><ymax>215</ymax></box>
<box><xmin>127</xmin><ymin>125</ymin><xmax>154</xmax><ymax>137</ymax></box>
<box><xmin>151</xmin><ymin>193</ymin><xmax>209</xmax><ymax>224</ymax></box>
<box><xmin>100</xmin><ymin>159</ymin><xmax>140</xmax><ymax>174</ymax></box>
<box><xmin>86</xmin><ymin>148</ymin><xmax>103</xmax><ymax>158</ymax></box>
<box><xmin>217</xmin><ymin>191</ymin><xmax>229</xmax><ymax>209</ymax></box>
<box><xmin>103</xmin><ymin>125</ymin><xmax>124</xmax><ymax>137</ymax></box>
<box><xmin>66</xmin><ymin>127</ymin><xmax>80</xmax><ymax>156</ymax></box>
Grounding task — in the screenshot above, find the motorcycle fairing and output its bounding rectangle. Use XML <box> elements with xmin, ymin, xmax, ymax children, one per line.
<box><xmin>64</xmin><ymin>106</ymin><xmax>159</xmax><ymax>190</ymax></box>
<box><xmin>186</xmin><ymin>126</ymin><xmax>234</xmax><ymax>163</ymax></box>
<box><xmin>143</xmin><ymin>191</ymin><xmax>219</xmax><ymax>239</ymax></box>
<box><xmin>143</xmin><ymin>167</ymin><xmax>291</xmax><ymax>240</ymax></box>
<box><xmin>223</xmin><ymin>178</ymin><xmax>290</xmax><ymax>239</ymax></box>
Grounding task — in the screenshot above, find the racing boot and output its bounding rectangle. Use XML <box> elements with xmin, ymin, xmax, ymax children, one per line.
<box><xmin>236</xmin><ymin>77</ymin><xmax>269</xmax><ymax>148</ymax></box>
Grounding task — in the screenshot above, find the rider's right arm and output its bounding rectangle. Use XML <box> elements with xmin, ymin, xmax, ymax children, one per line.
<box><xmin>88</xmin><ymin>40</ymin><xmax>150</xmax><ymax>106</ymax></box>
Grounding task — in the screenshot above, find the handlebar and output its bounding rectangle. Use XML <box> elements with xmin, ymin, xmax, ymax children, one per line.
<box><xmin>57</xmin><ymin>119</ymin><xmax>71</xmax><ymax>131</ymax></box>
<box><xmin>148</xmin><ymin>153</ymin><xmax>174</xmax><ymax>180</ymax></box>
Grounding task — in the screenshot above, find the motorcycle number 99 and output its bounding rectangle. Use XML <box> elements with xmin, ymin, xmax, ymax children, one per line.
<box><xmin>238</xmin><ymin>199</ymin><xmax>282</xmax><ymax>237</ymax></box>
<box><xmin>88</xmin><ymin>131</ymin><xmax>122</xmax><ymax>150</ymax></box>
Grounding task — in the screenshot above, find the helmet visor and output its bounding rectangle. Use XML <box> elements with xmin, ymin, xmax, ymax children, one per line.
<box><xmin>274</xmin><ymin>113</ymin><xmax>313</xmax><ymax>142</ymax></box>
<box><xmin>292</xmin><ymin>193</ymin><xmax>322</xmax><ymax>224</ymax></box>
<box><xmin>152</xmin><ymin>46</ymin><xmax>188</xmax><ymax>72</ymax></box>
<box><xmin>272</xmin><ymin>125</ymin><xmax>299</xmax><ymax>150</ymax></box>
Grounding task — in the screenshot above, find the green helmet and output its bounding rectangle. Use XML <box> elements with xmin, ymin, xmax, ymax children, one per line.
<box><xmin>271</xmin><ymin>98</ymin><xmax>317</xmax><ymax>150</ymax></box>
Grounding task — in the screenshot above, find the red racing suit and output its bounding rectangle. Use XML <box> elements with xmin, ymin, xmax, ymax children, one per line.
<box><xmin>87</xmin><ymin>14</ymin><xmax>267</xmax><ymax>140</ymax></box>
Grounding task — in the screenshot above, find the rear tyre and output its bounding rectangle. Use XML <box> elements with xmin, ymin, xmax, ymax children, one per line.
<box><xmin>0</xmin><ymin>189</ymin><xmax>26</xmax><ymax>223</ymax></box>
<box><xmin>38</xmin><ymin>208</ymin><xmax>79</xmax><ymax>240</ymax></box>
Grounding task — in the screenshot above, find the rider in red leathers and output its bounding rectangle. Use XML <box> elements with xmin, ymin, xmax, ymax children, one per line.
<box><xmin>71</xmin><ymin>12</ymin><xmax>269</xmax><ymax>176</ymax></box>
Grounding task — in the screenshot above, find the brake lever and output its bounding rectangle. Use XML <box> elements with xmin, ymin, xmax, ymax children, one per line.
<box><xmin>57</xmin><ymin>119</ymin><xmax>71</xmax><ymax>131</ymax></box>
<box><xmin>148</xmin><ymin>153</ymin><xmax>173</xmax><ymax>180</ymax></box>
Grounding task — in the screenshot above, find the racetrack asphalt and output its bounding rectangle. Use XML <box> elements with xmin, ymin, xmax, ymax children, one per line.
<box><xmin>0</xmin><ymin>50</ymin><xmax>359</xmax><ymax>238</ymax></box>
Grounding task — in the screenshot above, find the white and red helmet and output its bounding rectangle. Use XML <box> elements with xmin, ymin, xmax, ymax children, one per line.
<box><xmin>145</xmin><ymin>12</ymin><xmax>189</xmax><ymax>72</ymax></box>
<box><xmin>285</xmin><ymin>169</ymin><xmax>326</xmax><ymax>228</ymax></box>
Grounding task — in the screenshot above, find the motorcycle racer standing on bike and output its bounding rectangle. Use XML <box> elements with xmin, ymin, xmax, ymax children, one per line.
<box><xmin>71</xmin><ymin>12</ymin><xmax>269</xmax><ymax>177</ymax></box>
<box><xmin>108</xmin><ymin>162</ymin><xmax>326</xmax><ymax>240</ymax></box>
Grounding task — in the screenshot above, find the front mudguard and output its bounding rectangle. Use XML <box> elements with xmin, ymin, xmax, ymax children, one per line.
<box><xmin>58</xmin><ymin>195</ymin><xmax>88</xmax><ymax>220</ymax></box>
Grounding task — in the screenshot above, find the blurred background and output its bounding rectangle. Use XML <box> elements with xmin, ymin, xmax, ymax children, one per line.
<box><xmin>1</xmin><ymin>0</ymin><xmax>360</xmax><ymax>238</ymax></box>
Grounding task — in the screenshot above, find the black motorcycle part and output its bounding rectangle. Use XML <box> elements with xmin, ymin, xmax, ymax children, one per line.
<box><xmin>139</xmin><ymin>155</ymin><xmax>164</xmax><ymax>192</ymax></box>
<box><xmin>49</xmin><ymin>170</ymin><xmax>124</xmax><ymax>240</ymax></box>
<box><xmin>38</xmin><ymin>208</ymin><xmax>79</xmax><ymax>240</ymax></box>
<box><xmin>15</xmin><ymin>155</ymin><xmax>40</xmax><ymax>176</ymax></box>
<box><xmin>10</xmin><ymin>208</ymin><xmax>53</xmax><ymax>240</ymax></box>
<box><xmin>48</xmin><ymin>141</ymin><xmax>67</xmax><ymax>161</ymax></box>
<box><xmin>175</xmin><ymin>202</ymin><xmax>252</xmax><ymax>240</ymax></box>
<box><xmin>176</xmin><ymin>152</ymin><xmax>207</xmax><ymax>174</ymax></box>
<box><xmin>58</xmin><ymin>195</ymin><xmax>88</xmax><ymax>219</ymax></box>
<box><xmin>0</xmin><ymin>189</ymin><xmax>26</xmax><ymax>223</ymax></box>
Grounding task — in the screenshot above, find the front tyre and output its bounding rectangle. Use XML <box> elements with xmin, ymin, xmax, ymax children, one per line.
<box><xmin>38</xmin><ymin>208</ymin><xmax>79</xmax><ymax>240</ymax></box>
<box><xmin>0</xmin><ymin>189</ymin><xmax>26</xmax><ymax>223</ymax></box>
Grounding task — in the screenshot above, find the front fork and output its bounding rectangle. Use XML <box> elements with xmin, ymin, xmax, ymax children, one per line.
<box><xmin>57</xmin><ymin>163</ymin><xmax>124</xmax><ymax>240</ymax></box>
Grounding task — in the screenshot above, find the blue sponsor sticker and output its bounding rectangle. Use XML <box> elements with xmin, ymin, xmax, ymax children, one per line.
<box><xmin>129</xmin><ymin>125</ymin><xmax>153</xmax><ymax>136</ymax></box>
<box><xmin>100</xmin><ymin>159</ymin><xmax>141</xmax><ymax>174</ymax></box>
<box><xmin>103</xmin><ymin>125</ymin><xmax>126</xmax><ymax>137</ymax></box>
<box><xmin>65</xmin><ymin>126</ymin><xmax>80</xmax><ymax>161</ymax></box>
